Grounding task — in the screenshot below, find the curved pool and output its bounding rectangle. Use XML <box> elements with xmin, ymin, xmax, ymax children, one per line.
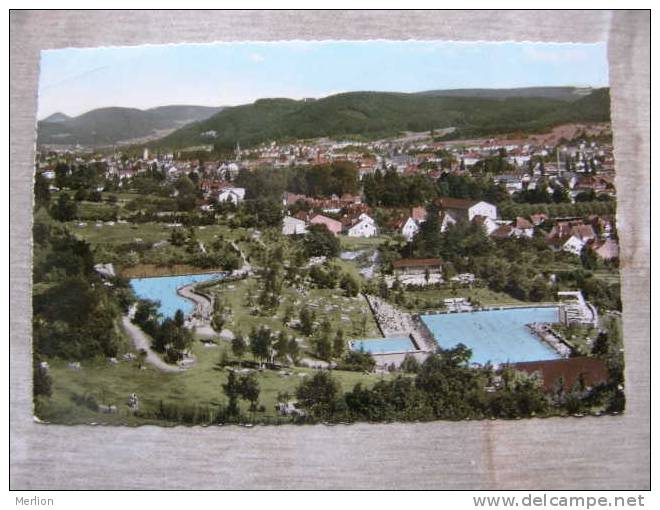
<box><xmin>129</xmin><ymin>273</ymin><xmax>224</xmax><ymax>319</ymax></box>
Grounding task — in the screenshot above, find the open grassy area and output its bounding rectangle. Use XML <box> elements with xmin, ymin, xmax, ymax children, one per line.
<box><xmin>339</xmin><ymin>235</ymin><xmax>388</xmax><ymax>251</ymax></box>
<box><xmin>36</xmin><ymin>338</ymin><xmax>394</xmax><ymax>426</ymax></box>
<box><xmin>397</xmin><ymin>285</ymin><xmax>534</xmax><ymax>311</ymax></box>
<box><xmin>207</xmin><ymin>276</ymin><xmax>382</xmax><ymax>349</ymax></box>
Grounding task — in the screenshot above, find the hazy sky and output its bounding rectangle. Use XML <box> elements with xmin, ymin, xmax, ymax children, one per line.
<box><xmin>38</xmin><ymin>41</ymin><xmax>609</xmax><ymax>119</ymax></box>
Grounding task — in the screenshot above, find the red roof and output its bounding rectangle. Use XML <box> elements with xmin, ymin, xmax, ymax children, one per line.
<box><xmin>436</xmin><ymin>197</ymin><xmax>480</xmax><ymax>210</ymax></box>
<box><xmin>511</xmin><ymin>357</ymin><xmax>609</xmax><ymax>393</ymax></box>
<box><xmin>392</xmin><ymin>258</ymin><xmax>443</xmax><ymax>269</ymax></box>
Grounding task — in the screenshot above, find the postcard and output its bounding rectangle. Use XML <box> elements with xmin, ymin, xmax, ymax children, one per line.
<box><xmin>32</xmin><ymin>41</ymin><xmax>623</xmax><ymax>425</ymax></box>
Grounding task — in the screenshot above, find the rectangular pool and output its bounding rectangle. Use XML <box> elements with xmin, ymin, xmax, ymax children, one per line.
<box><xmin>130</xmin><ymin>272</ymin><xmax>224</xmax><ymax>319</ymax></box>
<box><xmin>350</xmin><ymin>336</ymin><xmax>417</xmax><ymax>354</ymax></box>
<box><xmin>421</xmin><ymin>307</ymin><xmax>561</xmax><ymax>365</ymax></box>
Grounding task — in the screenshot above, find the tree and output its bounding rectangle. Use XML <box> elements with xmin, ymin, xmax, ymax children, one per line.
<box><xmin>170</xmin><ymin>228</ymin><xmax>187</xmax><ymax>247</ymax></box>
<box><xmin>231</xmin><ymin>333</ymin><xmax>247</xmax><ymax>361</ymax></box>
<box><xmin>295</xmin><ymin>371</ymin><xmax>340</xmax><ymax>419</ymax></box>
<box><xmin>412</xmin><ymin>203</ymin><xmax>441</xmax><ymax>257</ymax></box>
<box><xmin>51</xmin><ymin>192</ymin><xmax>78</xmax><ymax>222</ymax></box>
<box><xmin>34</xmin><ymin>173</ymin><xmax>51</xmax><ymax>209</ymax></box>
<box><xmin>222</xmin><ymin>371</ymin><xmax>241</xmax><ymax>417</ymax></box>
<box><xmin>340</xmin><ymin>273</ymin><xmax>360</xmax><ymax>297</ymax></box>
<box><xmin>332</xmin><ymin>329</ymin><xmax>345</xmax><ymax>359</ymax></box>
<box><xmin>581</xmin><ymin>245</ymin><xmax>601</xmax><ymax>270</ymax></box>
<box><xmin>249</xmin><ymin>326</ymin><xmax>274</xmax><ymax>365</ymax></box>
<box><xmin>299</xmin><ymin>307</ymin><xmax>315</xmax><ymax>336</ymax></box>
<box><xmin>238</xmin><ymin>373</ymin><xmax>260</xmax><ymax>411</ymax></box>
<box><xmin>273</xmin><ymin>331</ymin><xmax>290</xmax><ymax>364</ymax></box>
<box><xmin>314</xmin><ymin>319</ymin><xmax>334</xmax><ymax>361</ymax></box>
<box><xmin>400</xmin><ymin>353</ymin><xmax>420</xmax><ymax>373</ymax></box>
<box><xmin>303</xmin><ymin>224</ymin><xmax>340</xmax><ymax>258</ymax></box>
<box><xmin>33</xmin><ymin>358</ymin><xmax>52</xmax><ymax>398</ymax></box>
<box><xmin>338</xmin><ymin>349</ymin><xmax>376</xmax><ymax>372</ymax></box>
<box><xmin>287</xmin><ymin>337</ymin><xmax>301</xmax><ymax>365</ymax></box>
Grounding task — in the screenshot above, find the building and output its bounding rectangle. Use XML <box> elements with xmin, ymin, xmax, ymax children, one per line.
<box><xmin>592</xmin><ymin>238</ymin><xmax>619</xmax><ymax>261</ymax></box>
<box><xmin>346</xmin><ymin>214</ymin><xmax>379</xmax><ymax>238</ymax></box>
<box><xmin>282</xmin><ymin>215</ymin><xmax>308</xmax><ymax>236</ymax></box>
<box><xmin>473</xmin><ymin>215</ymin><xmax>499</xmax><ymax>235</ymax></box>
<box><xmin>400</xmin><ymin>217</ymin><xmax>420</xmax><ymax>242</ymax></box>
<box><xmin>511</xmin><ymin>216</ymin><xmax>535</xmax><ymax>238</ymax></box>
<box><xmin>216</xmin><ymin>187</ymin><xmax>246</xmax><ymax>204</ymax></box>
<box><xmin>392</xmin><ymin>258</ymin><xmax>443</xmax><ymax>275</ymax></box>
<box><xmin>436</xmin><ymin>197</ymin><xmax>498</xmax><ymax>222</ymax></box>
<box><xmin>309</xmin><ymin>214</ymin><xmax>343</xmax><ymax>236</ymax></box>
<box><xmin>557</xmin><ymin>291</ymin><xmax>598</xmax><ymax>328</ymax></box>
<box><xmin>511</xmin><ymin>357</ymin><xmax>608</xmax><ymax>393</ymax></box>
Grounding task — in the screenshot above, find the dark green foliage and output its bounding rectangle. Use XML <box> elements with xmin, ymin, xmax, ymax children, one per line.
<box><xmin>436</xmin><ymin>173</ymin><xmax>510</xmax><ymax>204</ymax></box>
<box><xmin>34</xmin><ymin>173</ymin><xmax>51</xmax><ymax>208</ymax></box>
<box><xmin>337</xmin><ymin>349</ymin><xmax>376</xmax><ymax>372</ymax></box>
<box><xmin>249</xmin><ymin>326</ymin><xmax>274</xmax><ymax>364</ymax></box>
<box><xmin>303</xmin><ymin>224</ymin><xmax>340</xmax><ymax>258</ymax></box>
<box><xmin>363</xmin><ymin>170</ymin><xmax>437</xmax><ymax>207</ymax></box>
<box><xmin>340</xmin><ymin>273</ymin><xmax>360</xmax><ymax>297</ymax></box>
<box><xmin>400</xmin><ymin>353</ymin><xmax>421</xmax><ymax>373</ymax></box>
<box><xmin>295</xmin><ymin>371</ymin><xmax>341</xmax><ymax>420</ymax></box>
<box><xmin>33</xmin><ymin>358</ymin><xmax>52</xmax><ymax>398</ymax></box>
<box><xmin>50</xmin><ymin>193</ymin><xmax>78</xmax><ymax>222</ymax></box>
<box><xmin>154</xmin><ymin>89</ymin><xmax>610</xmax><ymax>150</ymax></box>
<box><xmin>231</xmin><ymin>333</ymin><xmax>247</xmax><ymax>360</ymax></box>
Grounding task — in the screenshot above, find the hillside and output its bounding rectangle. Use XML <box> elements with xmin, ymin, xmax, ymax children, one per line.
<box><xmin>37</xmin><ymin>105</ymin><xmax>223</xmax><ymax>147</ymax></box>
<box><xmin>416</xmin><ymin>86</ymin><xmax>594</xmax><ymax>102</ymax></box>
<box><xmin>152</xmin><ymin>88</ymin><xmax>611</xmax><ymax>150</ymax></box>
<box><xmin>41</xmin><ymin>112</ymin><xmax>71</xmax><ymax>123</ymax></box>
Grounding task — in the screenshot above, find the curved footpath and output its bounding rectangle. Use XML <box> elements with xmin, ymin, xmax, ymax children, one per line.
<box><xmin>121</xmin><ymin>316</ymin><xmax>184</xmax><ymax>373</ymax></box>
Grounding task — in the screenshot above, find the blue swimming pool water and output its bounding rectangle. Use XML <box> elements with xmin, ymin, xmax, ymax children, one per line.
<box><xmin>350</xmin><ymin>336</ymin><xmax>417</xmax><ymax>354</ymax></box>
<box><xmin>421</xmin><ymin>307</ymin><xmax>561</xmax><ymax>365</ymax></box>
<box><xmin>129</xmin><ymin>273</ymin><xmax>224</xmax><ymax>319</ymax></box>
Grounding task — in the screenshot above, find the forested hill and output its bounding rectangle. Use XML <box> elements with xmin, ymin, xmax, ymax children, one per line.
<box><xmin>37</xmin><ymin>105</ymin><xmax>223</xmax><ymax>147</ymax></box>
<box><xmin>151</xmin><ymin>87</ymin><xmax>611</xmax><ymax>151</ymax></box>
<box><xmin>416</xmin><ymin>86</ymin><xmax>595</xmax><ymax>101</ymax></box>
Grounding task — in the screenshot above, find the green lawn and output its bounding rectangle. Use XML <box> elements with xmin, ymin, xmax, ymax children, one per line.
<box><xmin>207</xmin><ymin>276</ymin><xmax>381</xmax><ymax>347</ymax></box>
<box><xmin>36</xmin><ymin>337</ymin><xmax>393</xmax><ymax>426</ymax></box>
<box><xmin>339</xmin><ymin>235</ymin><xmax>388</xmax><ymax>251</ymax></box>
<box><xmin>398</xmin><ymin>285</ymin><xmax>533</xmax><ymax>311</ymax></box>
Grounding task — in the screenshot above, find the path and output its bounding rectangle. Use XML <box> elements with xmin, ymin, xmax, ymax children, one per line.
<box><xmin>121</xmin><ymin>316</ymin><xmax>184</xmax><ymax>373</ymax></box>
<box><xmin>230</xmin><ymin>240</ymin><xmax>252</xmax><ymax>274</ymax></box>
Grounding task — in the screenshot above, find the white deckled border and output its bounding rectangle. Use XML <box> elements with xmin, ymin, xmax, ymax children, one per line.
<box><xmin>10</xmin><ymin>10</ymin><xmax>649</xmax><ymax>489</ymax></box>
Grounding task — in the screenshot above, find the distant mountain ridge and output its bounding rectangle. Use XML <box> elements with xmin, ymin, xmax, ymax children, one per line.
<box><xmin>38</xmin><ymin>105</ymin><xmax>223</xmax><ymax>147</ymax></box>
<box><xmin>41</xmin><ymin>112</ymin><xmax>71</xmax><ymax>123</ymax></box>
<box><xmin>151</xmin><ymin>86</ymin><xmax>611</xmax><ymax>151</ymax></box>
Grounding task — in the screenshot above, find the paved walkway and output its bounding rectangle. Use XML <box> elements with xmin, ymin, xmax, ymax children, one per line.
<box><xmin>121</xmin><ymin>316</ymin><xmax>184</xmax><ymax>373</ymax></box>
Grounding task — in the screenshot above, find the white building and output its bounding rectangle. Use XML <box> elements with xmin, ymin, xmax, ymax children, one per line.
<box><xmin>347</xmin><ymin>214</ymin><xmax>379</xmax><ymax>238</ymax></box>
<box><xmin>560</xmin><ymin>235</ymin><xmax>586</xmax><ymax>256</ymax></box>
<box><xmin>282</xmin><ymin>216</ymin><xmax>308</xmax><ymax>236</ymax></box>
<box><xmin>400</xmin><ymin>217</ymin><xmax>420</xmax><ymax>242</ymax></box>
<box><xmin>216</xmin><ymin>187</ymin><xmax>246</xmax><ymax>204</ymax></box>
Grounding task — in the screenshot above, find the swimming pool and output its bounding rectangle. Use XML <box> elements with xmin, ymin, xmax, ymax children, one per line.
<box><xmin>350</xmin><ymin>336</ymin><xmax>417</xmax><ymax>354</ymax></box>
<box><xmin>129</xmin><ymin>273</ymin><xmax>224</xmax><ymax>319</ymax></box>
<box><xmin>421</xmin><ymin>307</ymin><xmax>561</xmax><ymax>365</ymax></box>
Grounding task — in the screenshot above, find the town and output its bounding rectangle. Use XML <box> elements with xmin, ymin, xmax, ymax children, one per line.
<box><xmin>32</xmin><ymin>117</ymin><xmax>624</xmax><ymax>425</ymax></box>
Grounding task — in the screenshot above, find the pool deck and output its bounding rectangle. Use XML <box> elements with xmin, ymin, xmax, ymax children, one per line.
<box><xmin>361</xmin><ymin>295</ymin><xmax>438</xmax><ymax>367</ymax></box>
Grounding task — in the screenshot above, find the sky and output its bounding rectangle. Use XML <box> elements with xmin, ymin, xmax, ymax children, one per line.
<box><xmin>37</xmin><ymin>41</ymin><xmax>609</xmax><ymax>119</ymax></box>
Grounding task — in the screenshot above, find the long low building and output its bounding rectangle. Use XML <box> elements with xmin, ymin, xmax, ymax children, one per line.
<box><xmin>511</xmin><ymin>356</ymin><xmax>609</xmax><ymax>393</ymax></box>
<box><xmin>392</xmin><ymin>258</ymin><xmax>443</xmax><ymax>275</ymax></box>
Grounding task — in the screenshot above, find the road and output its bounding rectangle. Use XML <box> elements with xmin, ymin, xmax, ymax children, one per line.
<box><xmin>121</xmin><ymin>316</ymin><xmax>184</xmax><ymax>373</ymax></box>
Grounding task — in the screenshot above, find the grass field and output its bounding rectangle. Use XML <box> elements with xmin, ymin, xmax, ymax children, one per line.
<box><xmin>207</xmin><ymin>276</ymin><xmax>382</xmax><ymax>347</ymax></box>
<box><xmin>35</xmin><ymin>337</ymin><xmax>394</xmax><ymax>426</ymax></box>
<box><xmin>398</xmin><ymin>286</ymin><xmax>532</xmax><ymax>311</ymax></box>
